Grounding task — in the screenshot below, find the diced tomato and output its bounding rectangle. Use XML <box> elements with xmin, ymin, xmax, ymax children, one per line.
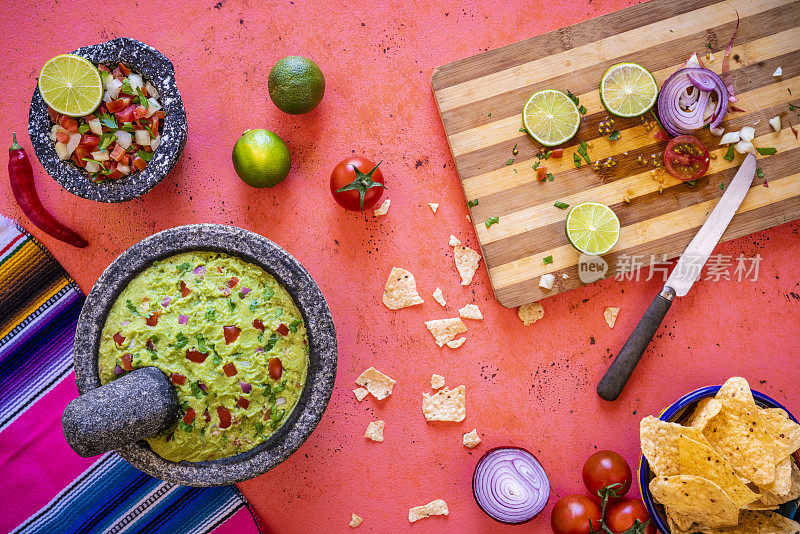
<box><xmin>81</xmin><ymin>134</ymin><xmax>100</xmax><ymax>147</ymax></box>
<box><xmin>132</xmin><ymin>156</ymin><xmax>148</xmax><ymax>172</ymax></box>
<box><xmin>145</xmin><ymin>311</ymin><xmax>160</xmax><ymax>326</ymax></box>
<box><xmin>106</xmin><ymin>97</ymin><xmax>131</xmax><ymax>113</ymax></box>
<box><xmin>149</xmin><ymin>116</ymin><xmax>160</xmax><ymax>132</ymax></box>
<box><xmin>121</xmin><ymin>353</ymin><xmax>134</xmax><ymax>371</ymax></box>
<box><xmin>114</xmin><ymin>105</ymin><xmax>136</xmax><ymax>123</ymax></box>
<box><xmin>110</xmin><ymin>144</ymin><xmax>126</xmax><ymax>162</ymax></box>
<box><xmin>56</xmin><ymin>130</ymin><xmax>71</xmax><ymax>144</ymax></box>
<box><xmin>59</xmin><ymin>115</ymin><xmax>78</xmax><ymax>133</ymax></box>
<box><xmin>237</xmin><ymin>397</ymin><xmax>250</xmax><ymax>409</ymax></box>
<box><xmin>252</xmin><ymin>319</ymin><xmax>265</xmax><ymax>331</ymax></box>
<box><xmin>170</xmin><ymin>373</ymin><xmax>187</xmax><ymax>386</ymax></box>
<box><xmin>217</xmin><ymin>406</ymin><xmax>232</xmax><ymax>428</ymax></box>
<box><xmin>146</xmin><ymin>338</ymin><xmax>156</xmax><ymax>351</ymax></box>
<box><xmin>223</xmin><ymin>362</ymin><xmax>238</xmax><ymax>377</ymax></box>
<box><xmin>537</xmin><ymin>166</ymin><xmax>548</xmax><ymax>182</ymax></box>
<box><xmin>113</xmin><ymin>332</ymin><xmax>126</xmax><ymax>345</ymax></box>
<box><xmin>98</xmin><ymin>64</ymin><xmax>110</xmax><ymax>73</ymax></box>
<box><xmin>183</xmin><ymin>408</ymin><xmax>196</xmax><ymax>424</ymax></box>
<box><xmin>154</xmin><ymin>110</ymin><xmax>165</xmax><ymax>119</ymax></box>
<box><xmin>118</xmin><ymin>63</ymin><xmax>131</xmax><ymax>76</ymax></box>
<box><xmin>112</xmin><ymin>66</ymin><xmax>124</xmax><ymax>80</ymax></box>
<box><xmin>227</xmin><ymin>277</ymin><xmax>239</xmax><ymax>288</ymax></box>
<box><xmin>550</xmin><ymin>149</ymin><xmax>564</xmax><ymax>158</ymax></box>
<box><xmin>203</xmin><ymin>410</ymin><xmax>211</xmax><ymax>423</ymax></box>
<box><xmin>186</xmin><ymin>349</ymin><xmax>208</xmax><ymax>363</ymax></box>
<box><xmin>223</xmin><ymin>325</ymin><xmax>241</xmax><ymax>345</ymax></box>
<box><xmin>106</xmin><ymin>169</ymin><xmax>124</xmax><ymax>180</ymax></box>
<box><xmin>276</xmin><ymin>323</ymin><xmax>289</xmax><ymax>336</ymax></box>
<box><xmin>118</xmin><ymin>153</ymin><xmax>130</xmax><ymax>166</ymax></box>
<box><xmin>269</xmin><ymin>357</ymin><xmax>283</xmax><ymax>380</ymax></box>
<box><xmin>74</xmin><ymin>144</ymin><xmax>93</xmax><ymax>160</ymax></box>
<box><xmin>71</xmin><ymin>153</ymin><xmax>86</xmax><ymax>168</ymax></box>
<box><xmin>654</xmin><ymin>128</ymin><xmax>670</xmax><ymax>142</ymax></box>
<box><xmin>216</xmin><ymin>266</ymin><xmax>223</xmax><ymax>273</ymax></box>
<box><xmin>180</xmin><ymin>280</ymin><xmax>191</xmax><ymax>297</ymax></box>
<box><xmin>133</xmin><ymin>106</ymin><xmax>148</xmax><ymax>123</ymax></box>
<box><xmin>47</xmin><ymin>107</ymin><xmax>62</xmax><ymax>124</ymax></box>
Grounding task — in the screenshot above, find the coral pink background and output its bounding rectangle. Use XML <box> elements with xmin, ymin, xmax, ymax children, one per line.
<box><xmin>1</xmin><ymin>0</ymin><xmax>798</xmax><ymax>532</ymax></box>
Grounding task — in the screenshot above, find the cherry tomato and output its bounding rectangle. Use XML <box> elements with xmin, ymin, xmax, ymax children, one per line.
<box><xmin>604</xmin><ymin>498</ymin><xmax>655</xmax><ymax>534</ymax></box>
<box><xmin>664</xmin><ymin>135</ymin><xmax>710</xmax><ymax>181</ymax></box>
<box><xmin>582</xmin><ymin>450</ymin><xmax>632</xmax><ymax>498</ymax></box>
<box><xmin>329</xmin><ymin>157</ymin><xmax>386</xmax><ymax>211</ymax></box>
<box><xmin>550</xmin><ymin>495</ymin><xmax>602</xmax><ymax>534</ymax></box>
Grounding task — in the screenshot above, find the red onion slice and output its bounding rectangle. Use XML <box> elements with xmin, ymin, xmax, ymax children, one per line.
<box><xmin>178</xmin><ymin>314</ymin><xmax>189</xmax><ymax>325</ymax></box>
<box><xmin>192</xmin><ymin>265</ymin><xmax>206</xmax><ymax>275</ymax></box>
<box><xmin>657</xmin><ymin>67</ymin><xmax>728</xmax><ymax>137</ymax></box>
<box><xmin>472</xmin><ymin>447</ymin><xmax>550</xmax><ymax>524</ymax></box>
<box><xmin>240</xmin><ymin>381</ymin><xmax>252</xmax><ymax>394</ymax></box>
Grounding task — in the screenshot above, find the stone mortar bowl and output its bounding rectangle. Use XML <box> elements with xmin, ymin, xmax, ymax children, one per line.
<box><xmin>74</xmin><ymin>224</ymin><xmax>337</xmax><ymax>486</ymax></box>
<box><xmin>28</xmin><ymin>37</ymin><xmax>187</xmax><ymax>203</ymax></box>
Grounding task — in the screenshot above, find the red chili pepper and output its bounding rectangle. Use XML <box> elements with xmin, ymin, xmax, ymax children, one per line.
<box><xmin>8</xmin><ymin>134</ymin><xmax>88</xmax><ymax>248</ymax></box>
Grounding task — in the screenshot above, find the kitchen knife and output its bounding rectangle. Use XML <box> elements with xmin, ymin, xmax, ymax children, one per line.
<box><xmin>597</xmin><ymin>153</ymin><xmax>757</xmax><ymax>401</ymax></box>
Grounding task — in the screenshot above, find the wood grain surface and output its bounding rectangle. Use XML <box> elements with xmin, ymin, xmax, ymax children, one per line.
<box><xmin>432</xmin><ymin>0</ymin><xmax>800</xmax><ymax>307</ymax></box>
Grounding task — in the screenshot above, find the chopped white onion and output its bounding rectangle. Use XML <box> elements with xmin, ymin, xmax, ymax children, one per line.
<box><xmin>88</xmin><ymin>118</ymin><xmax>103</xmax><ymax>136</ymax></box>
<box><xmin>151</xmin><ymin>135</ymin><xmax>161</xmax><ymax>151</ymax></box>
<box><xmin>769</xmin><ymin>116</ymin><xmax>781</xmax><ymax>132</ymax></box>
<box><xmin>49</xmin><ymin>125</ymin><xmax>60</xmax><ymax>141</ymax></box>
<box><xmin>66</xmin><ymin>133</ymin><xmax>81</xmax><ymax>155</ymax></box>
<box><xmin>238</xmin><ymin>360</ymin><xmax>252</xmax><ymax>368</ymax></box>
<box><xmin>54</xmin><ymin>142</ymin><xmax>69</xmax><ymax>160</ymax></box>
<box><xmin>135</xmin><ymin>129</ymin><xmax>151</xmax><ymax>146</ymax></box>
<box><xmin>773</xmin><ymin>67</ymin><xmax>782</xmax><ymax>77</ymax></box>
<box><xmin>734</xmin><ymin>140</ymin><xmax>755</xmax><ymax>154</ymax></box>
<box><xmin>719</xmin><ymin>131</ymin><xmax>740</xmax><ymax>145</ymax></box>
<box><xmin>145</xmin><ymin>81</ymin><xmax>160</xmax><ymax>99</ymax></box>
<box><xmin>538</xmin><ymin>274</ymin><xmax>555</xmax><ymax>290</ymax></box>
<box><xmin>275</xmin><ymin>396</ymin><xmax>287</xmax><ymax>406</ymax></box>
<box><xmin>710</xmin><ymin>125</ymin><xmax>725</xmax><ymax>136</ymax></box>
<box><xmin>91</xmin><ymin>150</ymin><xmax>110</xmax><ymax>162</ymax></box>
<box><xmin>103</xmin><ymin>90</ymin><xmax>112</xmax><ymax>103</ymax></box>
<box><xmin>145</xmin><ymin>98</ymin><xmax>162</xmax><ymax>118</ymax></box>
<box><xmin>115</xmin><ymin>130</ymin><xmax>132</xmax><ymax>149</ymax></box>
<box><xmin>85</xmin><ymin>160</ymin><xmax>101</xmax><ymax>173</ymax></box>
<box><xmin>739</xmin><ymin>126</ymin><xmax>755</xmax><ymax>142</ymax></box>
<box><xmin>117</xmin><ymin>164</ymin><xmax>131</xmax><ymax>175</ymax></box>
<box><xmin>107</xmin><ymin>78</ymin><xmax>123</xmax><ymax>99</ymax></box>
<box><xmin>128</xmin><ymin>73</ymin><xmax>144</xmax><ymax>91</ymax></box>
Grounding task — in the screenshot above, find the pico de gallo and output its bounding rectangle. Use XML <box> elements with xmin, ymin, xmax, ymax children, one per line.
<box><xmin>47</xmin><ymin>62</ymin><xmax>165</xmax><ymax>182</ymax></box>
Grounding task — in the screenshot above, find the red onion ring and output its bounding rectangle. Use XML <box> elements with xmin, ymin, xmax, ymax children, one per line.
<box><xmin>472</xmin><ymin>447</ymin><xmax>550</xmax><ymax>524</ymax></box>
<box><xmin>657</xmin><ymin>67</ymin><xmax>728</xmax><ymax>137</ymax></box>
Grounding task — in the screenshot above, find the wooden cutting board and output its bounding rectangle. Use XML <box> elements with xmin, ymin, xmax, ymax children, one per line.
<box><xmin>432</xmin><ymin>0</ymin><xmax>800</xmax><ymax>308</ymax></box>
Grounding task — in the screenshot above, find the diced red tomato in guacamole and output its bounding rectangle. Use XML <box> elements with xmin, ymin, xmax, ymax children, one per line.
<box><xmin>223</xmin><ymin>362</ymin><xmax>238</xmax><ymax>377</ymax></box>
<box><xmin>223</xmin><ymin>325</ymin><xmax>241</xmax><ymax>344</ymax></box>
<box><xmin>186</xmin><ymin>349</ymin><xmax>208</xmax><ymax>363</ymax></box>
<box><xmin>217</xmin><ymin>406</ymin><xmax>232</xmax><ymax>428</ymax></box>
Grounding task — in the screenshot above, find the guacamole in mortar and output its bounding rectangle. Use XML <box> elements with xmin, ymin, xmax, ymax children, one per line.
<box><xmin>98</xmin><ymin>251</ymin><xmax>308</xmax><ymax>462</ymax></box>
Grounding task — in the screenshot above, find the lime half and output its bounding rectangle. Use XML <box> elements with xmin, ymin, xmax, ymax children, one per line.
<box><xmin>522</xmin><ymin>89</ymin><xmax>581</xmax><ymax>147</ymax></box>
<box><xmin>38</xmin><ymin>54</ymin><xmax>103</xmax><ymax>117</ymax></box>
<box><xmin>599</xmin><ymin>63</ymin><xmax>658</xmax><ymax>118</ymax></box>
<box><xmin>565</xmin><ymin>202</ymin><xmax>620</xmax><ymax>255</ymax></box>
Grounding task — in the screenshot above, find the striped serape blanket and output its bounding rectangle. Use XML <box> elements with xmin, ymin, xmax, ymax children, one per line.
<box><xmin>0</xmin><ymin>218</ymin><xmax>263</xmax><ymax>534</ymax></box>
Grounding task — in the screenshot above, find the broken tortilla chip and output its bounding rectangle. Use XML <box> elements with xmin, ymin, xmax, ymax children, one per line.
<box><xmin>518</xmin><ymin>302</ymin><xmax>544</xmax><ymax>326</ymax></box>
<box><xmin>424</xmin><ymin>318</ymin><xmax>467</xmax><ymax>347</ymax></box>
<box><xmin>355</xmin><ymin>367</ymin><xmax>396</xmax><ymax>400</ymax></box>
<box><xmin>382</xmin><ymin>267</ymin><xmax>424</xmax><ymax>310</ymax></box>
<box><xmin>604</xmin><ymin>307</ymin><xmax>619</xmax><ymax>328</ymax></box>
<box><xmin>353</xmin><ymin>387</ymin><xmax>369</xmax><ymax>402</ymax></box>
<box><xmin>649</xmin><ymin>475</ymin><xmax>739</xmax><ymax>528</ymax></box>
<box><xmin>428</xmin><ymin>203</ymin><xmax>439</xmax><ymax>213</ymax></box>
<box><xmin>432</xmin><ymin>288</ymin><xmax>446</xmax><ymax>306</ymax></box>
<box><xmin>717</xmin><ymin>376</ymin><xmax>757</xmax><ymax>407</ymax></box>
<box><xmin>445</xmin><ymin>337</ymin><xmax>466</xmax><ymax>349</ymax></box>
<box><xmin>408</xmin><ymin>499</ymin><xmax>449</xmax><ymax>523</ymax></box>
<box><xmin>422</xmin><ymin>385</ymin><xmax>466</xmax><ymax>422</ymax></box>
<box><xmin>758</xmin><ymin>407</ymin><xmax>800</xmax><ymax>460</ymax></box>
<box><xmin>454</xmin><ymin>245</ymin><xmax>481</xmax><ymax>285</ymax></box>
<box><xmin>349</xmin><ymin>514</ymin><xmax>363</xmax><ymax>528</ymax></box>
<box><xmin>700</xmin><ymin>510</ymin><xmax>800</xmax><ymax>533</ymax></box>
<box><xmin>463</xmin><ymin>428</ymin><xmax>481</xmax><ymax>448</ymax></box>
<box><xmin>686</xmin><ymin>397</ymin><xmax>723</xmax><ymax>430</ymax></box>
<box><xmin>365</xmin><ymin>420</ymin><xmax>385</xmax><ymax>442</ymax></box>
<box><xmin>431</xmin><ymin>374</ymin><xmax>445</xmax><ymax>389</ymax></box>
<box><xmin>458</xmin><ymin>304</ymin><xmax>483</xmax><ymax>320</ymax></box>
<box><xmin>373</xmin><ymin>198</ymin><xmax>390</xmax><ymax>216</ymax></box>
<box><xmin>448</xmin><ymin>235</ymin><xmax>461</xmax><ymax>247</ymax></box>
<box><xmin>665</xmin><ymin>507</ymin><xmax>695</xmax><ymax>533</ymax></box>
<box><xmin>760</xmin><ymin>460</ymin><xmax>800</xmax><ymax>506</ymax></box>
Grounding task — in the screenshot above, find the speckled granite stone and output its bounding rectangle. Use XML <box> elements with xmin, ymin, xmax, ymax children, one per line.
<box><xmin>73</xmin><ymin>224</ymin><xmax>337</xmax><ymax>486</ymax></box>
<box><xmin>63</xmin><ymin>366</ymin><xmax>179</xmax><ymax>458</ymax></box>
<box><xmin>28</xmin><ymin>37</ymin><xmax>187</xmax><ymax>203</ymax></box>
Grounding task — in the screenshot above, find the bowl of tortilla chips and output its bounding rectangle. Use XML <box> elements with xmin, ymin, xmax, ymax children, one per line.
<box><xmin>638</xmin><ymin>377</ymin><xmax>800</xmax><ymax>534</ymax></box>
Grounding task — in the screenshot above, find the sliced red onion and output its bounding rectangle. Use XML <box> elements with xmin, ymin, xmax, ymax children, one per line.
<box><xmin>161</xmin><ymin>296</ymin><xmax>171</xmax><ymax>307</ymax></box>
<box><xmin>114</xmin><ymin>365</ymin><xmax>124</xmax><ymax>376</ymax></box>
<box><xmin>240</xmin><ymin>381</ymin><xmax>252</xmax><ymax>394</ymax></box>
<box><xmin>473</xmin><ymin>447</ymin><xmax>550</xmax><ymax>524</ymax></box>
<box><xmin>120</xmin><ymin>320</ymin><xmax>131</xmax><ymax>327</ymax></box>
<box><xmin>721</xmin><ymin>11</ymin><xmax>739</xmax><ymax>102</ymax></box>
<box><xmin>241</xmin><ymin>286</ymin><xmax>251</xmax><ymax>296</ymax></box>
<box><xmin>658</xmin><ymin>68</ymin><xmax>728</xmax><ymax>137</ymax></box>
<box><xmin>276</xmin><ymin>396</ymin><xmax>287</xmax><ymax>406</ymax></box>
<box><xmin>193</xmin><ymin>265</ymin><xmax>206</xmax><ymax>275</ymax></box>
<box><xmin>178</xmin><ymin>314</ymin><xmax>189</xmax><ymax>325</ymax></box>
<box><xmin>198</xmin><ymin>382</ymin><xmax>207</xmax><ymax>392</ymax></box>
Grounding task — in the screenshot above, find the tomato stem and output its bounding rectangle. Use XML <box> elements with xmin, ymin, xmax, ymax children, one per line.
<box><xmin>335</xmin><ymin>161</ymin><xmax>387</xmax><ymax>212</ymax></box>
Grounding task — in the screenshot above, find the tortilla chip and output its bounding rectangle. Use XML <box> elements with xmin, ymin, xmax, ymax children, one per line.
<box><xmin>743</xmin><ymin>500</ymin><xmax>780</xmax><ymax>510</ymax></box>
<box><xmin>761</xmin><ymin>456</ymin><xmax>792</xmax><ymax>495</ymax></box>
<box><xmin>640</xmin><ymin>416</ymin><xmax>708</xmax><ymax>477</ymax></box>
<box><xmin>759</xmin><ymin>407</ymin><xmax>800</xmax><ymax>459</ymax></box>
<box><xmin>518</xmin><ymin>302</ymin><xmax>544</xmax><ymax>326</ymax></box>
<box><xmin>422</xmin><ymin>385</ymin><xmax>466</xmax><ymax>422</ymax></box>
<box><xmin>428</xmin><ymin>203</ymin><xmax>439</xmax><ymax>213</ymax></box>
<box><xmin>760</xmin><ymin>460</ymin><xmax>800</xmax><ymax>505</ymax></box>
<box><xmin>649</xmin><ymin>475</ymin><xmax>739</xmax><ymax>528</ymax></box>
<box><xmin>458</xmin><ymin>304</ymin><xmax>483</xmax><ymax>320</ymax></box>
<box><xmin>350</xmin><ymin>514</ymin><xmax>363</xmax><ymax>528</ymax></box>
<box><xmin>432</xmin><ymin>288</ymin><xmax>446</xmax><ymax>306</ymax></box>
<box><xmin>373</xmin><ymin>198</ymin><xmax>390</xmax><ymax>216</ymax></box>
<box><xmin>424</xmin><ymin>318</ymin><xmax>467</xmax><ymax>347</ymax></box>
<box><xmin>353</xmin><ymin>387</ymin><xmax>369</xmax><ymax>401</ymax></box>
<box><xmin>408</xmin><ymin>499</ymin><xmax>449</xmax><ymax>523</ymax></box>
<box><xmin>702</xmin><ymin>400</ymin><xmax>778</xmax><ymax>486</ymax></box>
<box><xmin>716</xmin><ymin>377</ymin><xmax>756</xmax><ymax>407</ymax></box>
<box><xmin>356</xmin><ymin>367</ymin><xmax>396</xmax><ymax>400</ymax></box>
<box><xmin>365</xmin><ymin>420</ymin><xmax>385</xmax><ymax>442</ymax></box>
<box><xmin>701</xmin><ymin>510</ymin><xmax>800</xmax><ymax>533</ymax></box>
<box><xmin>383</xmin><ymin>267</ymin><xmax>424</xmax><ymax>310</ymax></box>
<box><xmin>604</xmin><ymin>307</ymin><xmax>619</xmax><ymax>328</ymax></box>
<box><xmin>665</xmin><ymin>507</ymin><xmax>696</xmax><ymax>533</ymax></box>
<box><xmin>448</xmin><ymin>235</ymin><xmax>461</xmax><ymax>247</ymax></box>
<box><xmin>463</xmin><ymin>429</ymin><xmax>481</xmax><ymax>448</ymax></box>
<box><xmin>677</xmin><ymin>435</ymin><xmax>759</xmax><ymax>507</ymax></box>
<box><xmin>445</xmin><ymin>337</ymin><xmax>466</xmax><ymax>349</ymax></box>
<box><xmin>687</xmin><ymin>398</ymin><xmax>723</xmax><ymax>430</ymax></box>
<box><xmin>431</xmin><ymin>374</ymin><xmax>445</xmax><ymax>389</ymax></box>
<box><xmin>454</xmin><ymin>245</ymin><xmax>481</xmax><ymax>285</ymax></box>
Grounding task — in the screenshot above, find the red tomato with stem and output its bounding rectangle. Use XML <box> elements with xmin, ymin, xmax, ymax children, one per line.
<box><xmin>582</xmin><ymin>450</ymin><xmax>632</xmax><ymax>498</ymax></box>
<box><xmin>664</xmin><ymin>135</ymin><xmax>710</xmax><ymax>181</ymax></box>
<box><xmin>604</xmin><ymin>498</ymin><xmax>655</xmax><ymax>534</ymax></box>
<box><xmin>551</xmin><ymin>495</ymin><xmax>602</xmax><ymax>534</ymax></box>
<box><xmin>329</xmin><ymin>157</ymin><xmax>386</xmax><ymax>211</ymax></box>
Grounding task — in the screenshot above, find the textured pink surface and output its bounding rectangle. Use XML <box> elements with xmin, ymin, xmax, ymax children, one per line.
<box><xmin>1</xmin><ymin>0</ymin><xmax>799</xmax><ymax>532</ymax></box>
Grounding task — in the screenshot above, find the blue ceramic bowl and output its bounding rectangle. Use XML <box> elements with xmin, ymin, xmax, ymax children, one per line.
<box><xmin>638</xmin><ymin>386</ymin><xmax>799</xmax><ymax>533</ymax></box>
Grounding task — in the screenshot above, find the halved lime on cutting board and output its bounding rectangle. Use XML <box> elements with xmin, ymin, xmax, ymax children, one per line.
<box><xmin>522</xmin><ymin>89</ymin><xmax>581</xmax><ymax>146</ymax></box>
<box><xmin>565</xmin><ymin>202</ymin><xmax>620</xmax><ymax>255</ymax></box>
<box><xmin>599</xmin><ymin>62</ymin><xmax>658</xmax><ymax>118</ymax></box>
<box><xmin>38</xmin><ymin>54</ymin><xmax>103</xmax><ymax>117</ymax></box>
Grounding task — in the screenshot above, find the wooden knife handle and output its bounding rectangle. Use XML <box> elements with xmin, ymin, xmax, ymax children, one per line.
<box><xmin>596</xmin><ymin>287</ymin><xmax>675</xmax><ymax>401</ymax></box>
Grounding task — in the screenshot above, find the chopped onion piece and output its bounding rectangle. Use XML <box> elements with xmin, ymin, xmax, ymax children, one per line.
<box><xmin>145</xmin><ymin>81</ymin><xmax>160</xmax><ymax>98</ymax></box>
<box><xmin>117</xmin><ymin>164</ymin><xmax>130</xmax><ymax>175</ymax></box>
<box><xmin>240</xmin><ymin>382</ymin><xmax>252</xmax><ymax>394</ymax></box>
<box><xmin>114</xmin><ymin>365</ymin><xmax>124</xmax><ymax>376</ymax></box>
<box><xmin>88</xmin><ymin>118</ymin><xmax>103</xmax><ymax>136</ymax></box>
<box><xmin>115</xmin><ymin>130</ymin><xmax>132</xmax><ymax>149</ymax></box>
<box><xmin>193</xmin><ymin>265</ymin><xmax>206</xmax><ymax>275</ymax></box>
<box><xmin>198</xmin><ymin>382</ymin><xmax>208</xmax><ymax>392</ymax></box>
<box><xmin>719</xmin><ymin>132</ymin><xmax>740</xmax><ymax>145</ymax></box>
<box><xmin>684</xmin><ymin>53</ymin><xmax>700</xmax><ymax>68</ymax></box>
<box><xmin>276</xmin><ymin>396</ymin><xmax>287</xmax><ymax>406</ymax></box>
<box><xmin>107</xmin><ymin>78</ymin><xmax>123</xmax><ymax>99</ymax></box>
<box><xmin>734</xmin><ymin>140</ymin><xmax>754</xmax><ymax>154</ymax></box>
<box><xmin>178</xmin><ymin>314</ymin><xmax>189</xmax><ymax>325</ymax></box>
<box><xmin>145</xmin><ymin>98</ymin><xmax>162</xmax><ymax>118</ymax></box>
<box><xmin>739</xmin><ymin>126</ymin><xmax>755</xmax><ymax>142</ymax></box>
<box><xmin>91</xmin><ymin>150</ymin><xmax>110</xmax><ymax>162</ymax></box>
<box><xmin>54</xmin><ymin>142</ymin><xmax>69</xmax><ymax>160</ymax></box>
<box><xmin>102</xmin><ymin>91</ymin><xmax>112</xmax><ymax>103</ymax></box>
<box><xmin>134</xmin><ymin>129</ymin><xmax>151</xmax><ymax>146</ymax></box>
<box><xmin>85</xmin><ymin>160</ymin><xmax>101</xmax><ymax>173</ymax></box>
<box><xmin>710</xmin><ymin>125</ymin><xmax>725</xmax><ymax>136</ymax></box>
<box><xmin>151</xmin><ymin>135</ymin><xmax>161</xmax><ymax>151</ymax></box>
<box><xmin>49</xmin><ymin>125</ymin><xmax>60</xmax><ymax>142</ymax></box>
<box><xmin>539</xmin><ymin>274</ymin><xmax>555</xmax><ymax>290</ymax></box>
<box><xmin>773</xmin><ymin>67</ymin><xmax>782</xmax><ymax>77</ymax></box>
<box><xmin>241</xmin><ymin>287</ymin><xmax>251</xmax><ymax>296</ymax></box>
<box><xmin>128</xmin><ymin>73</ymin><xmax>144</xmax><ymax>90</ymax></box>
<box><xmin>769</xmin><ymin>116</ymin><xmax>781</xmax><ymax>132</ymax></box>
<box><xmin>238</xmin><ymin>360</ymin><xmax>253</xmax><ymax>368</ymax></box>
<box><xmin>66</xmin><ymin>133</ymin><xmax>81</xmax><ymax>155</ymax></box>
<box><xmin>161</xmin><ymin>296</ymin><xmax>171</xmax><ymax>307</ymax></box>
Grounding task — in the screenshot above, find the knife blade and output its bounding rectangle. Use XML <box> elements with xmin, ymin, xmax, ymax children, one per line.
<box><xmin>597</xmin><ymin>153</ymin><xmax>757</xmax><ymax>401</ymax></box>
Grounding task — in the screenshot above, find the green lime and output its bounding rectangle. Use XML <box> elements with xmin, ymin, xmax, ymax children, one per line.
<box><xmin>522</xmin><ymin>89</ymin><xmax>581</xmax><ymax>147</ymax></box>
<box><xmin>38</xmin><ymin>54</ymin><xmax>103</xmax><ymax>117</ymax></box>
<box><xmin>599</xmin><ymin>63</ymin><xmax>658</xmax><ymax>117</ymax></box>
<box><xmin>268</xmin><ymin>56</ymin><xmax>325</xmax><ymax>115</ymax></box>
<box><xmin>565</xmin><ymin>202</ymin><xmax>620</xmax><ymax>255</ymax></box>
<box><xmin>232</xmin><ymin>129</ymin><xmax>291</xmax><ymax>188</ymax></box>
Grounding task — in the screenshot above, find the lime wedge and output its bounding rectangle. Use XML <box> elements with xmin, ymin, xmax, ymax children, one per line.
<box><xmin>38</xmin><ymin>54</ymin><xmax>103</xmax><ymax>117</ymax></box>
<box><xmin>565</xmin><ymin>202</ymin><xmax>620</xmax><ymax>255</ymax></box>
<box><xmin>599</xmin><ymin>62</ymin><xmax>658</xmax><ymax>118</ymax></box>
<box><xmin>522</xmin><ymin>89</ymin><xmax>581</xmax><ymax>147</ymax></box>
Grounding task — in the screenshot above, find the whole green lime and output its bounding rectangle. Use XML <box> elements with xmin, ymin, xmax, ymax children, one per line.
<box><xmin>231</xmin><ymin>129</ymin><xmax>291</xmax><ymax>188</ymax></box>
<box><xmin>268</xmin><ymin>56</ymin><xmax>325</xmax><ymax>115</ymax></box>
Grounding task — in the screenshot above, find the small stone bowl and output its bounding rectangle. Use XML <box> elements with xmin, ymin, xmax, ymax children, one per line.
<box><xmin>73</xmin><ymin>224</ymin><xmax>337</xmax><ymax>486</ymax></box>
<box><xmin>28</xmin><ymin>37</ymin><xmax>187</xmax><ymax>203</ymax></box>
<box><xmin>638</xmin><ymin>386</ymin><xmax>800</xmax><ymax>533</ymax></box>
